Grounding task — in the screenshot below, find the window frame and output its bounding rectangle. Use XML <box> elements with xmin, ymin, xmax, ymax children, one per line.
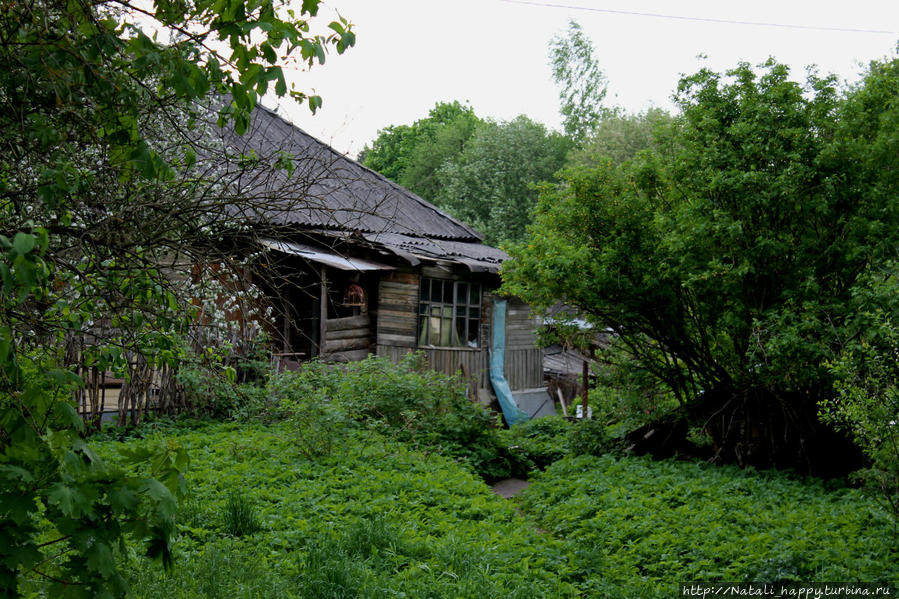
<box><xmin>417</xmin><ymin>278</ymin><xmax>482</xmax><ymax>349</ymax></box>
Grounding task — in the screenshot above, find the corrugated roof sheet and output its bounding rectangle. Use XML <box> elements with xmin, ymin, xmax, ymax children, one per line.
<box><xmin>258</xmin><ymin>239</ymin><xmax>395</xmax><ymax>271</ymax></box>
<box><xmin>217</xmin><ymin>104</ymin><xmax>483</xmax><ymax>241</ymax></box>
<box><xmin>360</xmin><ymin>232</ymin><xmax>509</xmax><ymax>273</ymax></box>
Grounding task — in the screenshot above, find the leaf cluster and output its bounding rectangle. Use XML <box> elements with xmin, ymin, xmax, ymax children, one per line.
<box><xmin>504</xmin><ymin>57</ymin><xmax>899</xmax><ymax>465</ymax></box>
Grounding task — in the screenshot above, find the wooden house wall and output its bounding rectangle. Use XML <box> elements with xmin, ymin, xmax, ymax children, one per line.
<box><xmin>322</xmin><ymin>314</ymin><xmax>373</xmax><ymax>362</ymax></box>
<box><xmin>375</xmin><ymin>272</ymin><xmax>543</xmax><ymax>392</ymax></box>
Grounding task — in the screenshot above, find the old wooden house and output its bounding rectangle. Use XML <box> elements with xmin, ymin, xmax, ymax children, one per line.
<box><xmin>218</xmin><ymin>104</ymin><xmax>545</xmax><ymax>407</ymax></box>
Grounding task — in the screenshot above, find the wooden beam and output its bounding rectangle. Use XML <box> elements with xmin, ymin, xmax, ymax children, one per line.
<box><xmin>319</xmin><ymin>266</ymin><xmax>327</xmax><ymax>356</ymax></box>
<box><xmin>327</xmin><ymin>314</ymin><xmax>371</xmax><ymax>331</ymax></box>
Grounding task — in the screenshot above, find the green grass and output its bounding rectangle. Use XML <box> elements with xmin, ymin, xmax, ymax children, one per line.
<box><xmin>520</xmin><ymin>454</ymin><xmax>899</xmax><ymax>597</ymax></box>
<box><xmin>97</xmin><ymin>420</ymin><xmax>899</xmax><ymax>598</ymax></box>
<box><xmin>105</xmin><ymin>422</ymin><xmax>576</xmax><ymax>599</ymax></box>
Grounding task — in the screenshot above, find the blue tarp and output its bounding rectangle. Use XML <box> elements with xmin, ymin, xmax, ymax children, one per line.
<box><xmin>490</xmin><ymin>298</ymin><xmax>529</xmax><ymax>426</ymax></box>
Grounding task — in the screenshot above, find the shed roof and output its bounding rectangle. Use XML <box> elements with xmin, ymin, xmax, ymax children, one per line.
<box><xmin>218</xmin><ymin>103</ymin><xmax>483</xmax><ymax>242</ymax></box>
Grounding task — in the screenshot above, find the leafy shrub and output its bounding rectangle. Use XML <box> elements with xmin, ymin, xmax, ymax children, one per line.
<box><xmin>267</xmin><ymin>368</ymin><xmax>349</xmax><ymax>459</ymax></box>
<box><xmin>268</xmin><ymin>354</ymin><xmax>525</xmax><ymax>480</ymax></box>
<box><xmin>222</xmin><ymin>490</ymin><xmax>262</xmax><ymax>537</ymax></box>
<box><xmin>566</xmin><ymin>417</ymin><xmax>613</xmax><ymax>457</ymax></box>
<box><xmin>823</xmin><ymin>314</ymin><xmax>899</xmax><ymax>525</ymax></box>
<box><xmin>502</xmin><ymin>416</ymin><xmax>571</xmax><ymax>469</ymax></box>
<box><xmin>177</xmin><ymin>366</ymin><xmax>272</xmax><ymax>421</ymax></box>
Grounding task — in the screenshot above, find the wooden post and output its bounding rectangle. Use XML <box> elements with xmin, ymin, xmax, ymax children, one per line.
<box><xmin>319</xmin><ymin>265</ymin><xmax>328</xmax><ymax>356</ymax></box>
<box><xmin>581</xmin><ymin>346</ymin><xmax>594</xmax><ymax>419</ymax></box>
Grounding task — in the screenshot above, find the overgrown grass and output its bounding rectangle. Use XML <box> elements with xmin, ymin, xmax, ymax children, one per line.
<box><xmin>520</xmin><ymin>454</ymin><xmax>899</xmax><ymax>596</ymax></box>
<box><xmin>106</xmin><ymin>422</ymin><xmax>577</xmax><ymax>599</ymax></box>
<box><xmin>100</xmin><ymin>420</ymin><xmax>899</xmax><ymax>598</ymax></box>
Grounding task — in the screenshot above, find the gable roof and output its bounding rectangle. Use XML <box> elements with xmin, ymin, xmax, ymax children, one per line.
<box><xmin>218</xmin><ymin>103</ymin><xmax>483</xmax><ymax>242</ymax></box>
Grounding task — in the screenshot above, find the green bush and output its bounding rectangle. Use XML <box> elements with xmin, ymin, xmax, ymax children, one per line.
<box><xmin>566</xmin><ymin>417</ymin><xmax>613</xmax><ymax>457</ymax></box>
<box><xmin>267</xmin><ymin>354</ymin><xmax>525</xmax><ymax>481</ymax></box>
<box><xmin>502</xmin><ymin>416</ymin><xmax>571</xmax><ymax>469</ymax></box>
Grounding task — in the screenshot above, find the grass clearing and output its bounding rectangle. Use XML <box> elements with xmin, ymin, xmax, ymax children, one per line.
<box><xmin>94</xmin><ymin>415</ymin><xmax>898</xmax><ymax>597</ymax></box>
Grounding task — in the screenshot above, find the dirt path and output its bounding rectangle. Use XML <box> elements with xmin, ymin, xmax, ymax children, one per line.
<box><xmin>490</xmin><ymin>478</ymin><xmax>530</xmax><ymax>498</ymax></box>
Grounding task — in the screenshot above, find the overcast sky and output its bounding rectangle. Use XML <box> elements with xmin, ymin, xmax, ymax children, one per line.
<box><xmin>266</xmin><ymin>0</ymin><xmax>899</xmax><ymax>157</ymax></box>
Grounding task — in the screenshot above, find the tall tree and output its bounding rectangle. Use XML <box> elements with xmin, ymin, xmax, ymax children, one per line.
<box><xmin>437</xmin><ymin>116</ymin><xmax>571</xmax><ymax>246</ymax></box>
<box><xmin>548</xmin><ymin>19</ymin><xmax>609</xmax><ymax>143</ymax></box>
<box><xmin>0</xmin><ymin>0</ymin><xmax>354</xmax><ymax>595</ymax></box>
<box><xmin>504</xmin><ymin>58</ymin><xmax>899</xmax><ymax>474</ymax></box>
<box><xmin>360</xmin><ymin>101</ymin><xmax>482</xmax><ymax>202</ymax></box>
<box><xmin>566</xmin><ymin>107</ymin><xmax>671</xmax><ymax>168</ymax></box>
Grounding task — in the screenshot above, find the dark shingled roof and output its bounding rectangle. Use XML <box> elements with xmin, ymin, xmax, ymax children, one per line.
<box><xmin>219</xmin><ymin>103</ymin><xmax>483</xmax><ymax>242</ymax></box>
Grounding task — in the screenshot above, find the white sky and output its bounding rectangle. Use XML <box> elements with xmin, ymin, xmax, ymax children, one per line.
<box><xmin>266</xmin><ymin>0</ymin><xmax>899</xmax><ymax>158</ymax></box>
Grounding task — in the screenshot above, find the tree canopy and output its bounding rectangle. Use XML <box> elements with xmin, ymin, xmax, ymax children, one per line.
<box><xmin>548</xmin><ymin>19</ymin><xmax>609</xmax><ymax>143</ymax></box>
<box><xmin>436</xmin><ymin>116</ymin><xmax>571</xmax><ymax>246</ymax></box>
<box><xmin>503</xmin><ymin>58</ymin><xmax>899</xmax><ymax>473</ymax></box>
<box><xmin>359</xmin><ymin>101</ymin><xmax>482</xmax><ymax>203</ymax></box>
<box><xmin>0</xmin><ymin>0</ymin><xmax>354</xmax><ymax>595</ymax></box>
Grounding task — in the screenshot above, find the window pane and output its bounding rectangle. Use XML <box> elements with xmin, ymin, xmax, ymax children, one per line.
<box><xmin>467</xmin><ymin>319</ymin><xmax>479</xmax><ymax>345</ymax></box>
<box><xmin>420</xmin><ymin>280</ymin><xmax>430</xmax><ymax>302</ymax></box>
<box><xmin>428</xmin><ymin>317</ymin><xmax>441</xmax><ymax>345</ymax></box>
<box><xmin>418</xmin><ymin>319</ymin><xmax>428</xmax><ymax>345</ymax></box>
<box><xmin>456</xmin><ymin>282</ymin><xmax>468</xmax><ymax>304</ymax></box>
<box><xmin>470</xmin><ymin>284</ymin><xmax>480</xmax><ymax>305</ymax></box>
<box><xmin>456</xmin><ymin>317</ymin><xmax>466</xmax><ymax>345</ymax></box>
<box><xmin>469</xmin><ymin>307</ymin><xmax>480</xmax><ymax>319</ymax></box>
<box><xmin>439</xmin><ymin>317</ymin><xmax>452</xmax><ymax>345</ymax></box>
<box><xmin>442</xmin><ymin>282</ymin><xmax>453</xmax><ymax>303</ymax></box>
<box><xmin>419</xmin><ymin>304</ymin><xmax>428</xmax><ymax>315</ymax></box>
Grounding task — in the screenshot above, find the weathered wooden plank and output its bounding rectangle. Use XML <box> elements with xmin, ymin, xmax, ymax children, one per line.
<box><xmin>376</xmin><ymin>309</ymin><xmax>419</xmax><ymax>322</ymax></box>
<box><xmin>325</xmin><ymin>337</ymin><xmax>371</xmax><ymax>352</ymax></box>
<box><xmin>327</xmin><ymin>314</ymin><xmax>371</xmax><ymax>331</ymax></box>
<box><xmin>378</xmin><ymin>333</ymin><xmax>416</xmax><ymax>346</ymax></box>
<box><xmin>421</xmin><ymin>266</ymin><xmax>461</xmax><ymax>280</ymax></box>
<box><xmin>326</xmin><ymin>328</ymin><xmax>372</xmax><ymax>341</ymax></box>
<box><xmin>380</xmin><ymin>281</ymin><xmax>418</xmax><ymax>291</ymax></box>
<box><xmin>383</xmin><ymin>272</ymin><xmax>419</xmax><ymax>285</ymax></box>
<box><xmin>325</xmin><ymin>348</ymin><xmax>372</xmax><ymax>363</ymax></box>
<box><xmin>378</xmin><ymin>328</ymin><xmax>418</xmax><ymax>340</ymax></box>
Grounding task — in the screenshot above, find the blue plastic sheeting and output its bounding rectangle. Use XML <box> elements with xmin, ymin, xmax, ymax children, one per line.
<box><xmin>490</xmin><ymin>298</ymin><xmax>529</xmax><ymax>426</ymax></box>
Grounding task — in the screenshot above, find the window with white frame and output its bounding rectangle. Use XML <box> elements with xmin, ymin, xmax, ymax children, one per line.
<box><xmin>417</xmin><ymin>278</ymin><xmax>481</xmax><ymax>348</ymax></box>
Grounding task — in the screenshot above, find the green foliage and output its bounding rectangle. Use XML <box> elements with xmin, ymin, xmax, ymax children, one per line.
<box><xmin>1</xmin><ymin>362</ymin><xmax>189</xmax><ymax>597</ymax></box>
<box><xmin>548</xmin><ymin>19</ymin><xmax>609</xmax><ymax>142</ymax></box>
<box><xmin>823</xmin><ymin>302</ymin><xmax>899</xmax><ymax>524</ymax></box>
<box><xmin>502</xmin><ymin>416</ymin><xmax>571</xmax><ymax>469</ymax></box>
<box><xmin>504</xmin><ymin>57</ymin><xmax>899</xmax><ymax>468</ymax></box>
<box><xmin>266</xmin><ymin>367</ymin><xmax>348</xmax><ymax>459</ymax></box>
<box><xmin>106</xmin><ymin>422</ymin><xmax>579</xmax><ymax>599</ymax></box>
<box><xmin>565</xmin><ymin>418</ymin><xmax>611</xmax><ymax>457</ymax></box>
<box><xmin>100</xmin><ymin>421</ymin><xmax>899</xmax><ymax>598</ymax></box>
<box><xmin>521</xmin><ymin>454</ymin><xmax>899</xmax><ymax>595</ymax></box>
<box><xmin>436</xmin><ymin>116</ymin><xmax>572</xmax><ymax>245</ymax></box>
<box><xmin>360</xmin><ymin>100</ymin><xmax>482</xmax><ymax>202</ymax></box>
<box><xmin>363</xmin><ymin>105</ymin><xmax>570</xmax><ymax>245</ymax></box>
<box><xmin>222</xmin><ymin>491</ymin><xmax>262</xmax><ymax>537</ymax></box>
<box><xmin>267</xmin><ymin>355</ymin><xmax>523</xmax><ymax>481</ymax></box>
<box><xmin>566</xmin><ymin>107</ymin><xmax>671</xmax><ymax>168</ymax></box>
<box><xmin>0</xmin><ymin>0</ymin><xmax>354</xmax><ymax>593</ymax></box>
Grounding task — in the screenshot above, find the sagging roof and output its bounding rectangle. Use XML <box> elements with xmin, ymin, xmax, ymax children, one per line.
<box><xmin>258</xmin><ymin>238</ymin><xmax>395</xmax><ymax>272</ymax></box>
<box><xmin>360</xmin><ymin>232</ymin><xmax>508</xmax><ymax>274</ymax></box>
<box><xmin>217</xmin><ymin>103</ymin><xmax>483</xmax><ymax>242</ymax></box>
